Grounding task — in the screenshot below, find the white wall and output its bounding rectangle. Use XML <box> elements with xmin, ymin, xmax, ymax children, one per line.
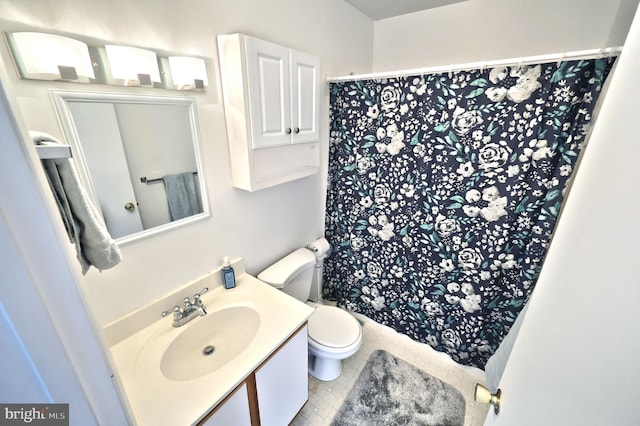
<box><xmin>372</xmin><ymin>0</ymin><xmax>635</xmax><ymax>72</ymax></box>
<box><xmin>484</xmin><ymin>5</ymin><xmax>640</xmax><ymax>424</ymax></box>
<box><xmin>0</xmin><ymin>0</ymin><xmax>373</xmax><ymax>326</ymax></box>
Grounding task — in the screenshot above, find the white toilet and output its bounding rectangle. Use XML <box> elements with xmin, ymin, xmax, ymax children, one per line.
<box><xmin>258</xmin><ymin>247</ymin><xmax>362</xmax><ymax>381</ymax></box>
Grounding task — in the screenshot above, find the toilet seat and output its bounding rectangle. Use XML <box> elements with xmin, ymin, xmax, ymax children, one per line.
<box><xmin>308</xmin><ymin>306</ymin><xmax>361</xmax><ymax>349</ymax></box>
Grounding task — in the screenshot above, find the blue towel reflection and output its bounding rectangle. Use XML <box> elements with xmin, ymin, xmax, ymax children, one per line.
<box><xmin>162</xmin><ymin>172</ymin><xmax>202</xmax><ymax>221</ymax></box>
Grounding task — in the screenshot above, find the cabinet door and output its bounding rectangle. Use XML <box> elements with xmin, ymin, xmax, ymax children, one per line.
<box><xmin>255</xmin><ymin>326</ymin><xmax>308</xmax><ymax>426</ymax></box>
<box><xmin>290</xmin><ymin>50</ymin><xmax>320</xmax><ymax>144</ymax></box>
<box><xmin>200</xmin><ymin>382</ymin><xmax>251</xmax><ymax>426</ymax></box>
<box><xmin>246</xmin><ymin>37</ymin><xmax>292</xmax><ymax>149</ymax></box>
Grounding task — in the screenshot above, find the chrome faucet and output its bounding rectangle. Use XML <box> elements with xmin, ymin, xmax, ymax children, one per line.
<box><xmin>161</xmin><ymin>287</ymin><xmax>208</xmax><ymax>327</ymax></box>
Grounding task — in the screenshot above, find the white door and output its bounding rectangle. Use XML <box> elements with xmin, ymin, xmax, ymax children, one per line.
<box><xmin>290</xmin><ymin>50</ymin><xmax>319</xmax><ymax>144</ymax></box>
<box><xmin>67</xmin><ymin>101</ymin><xmax>144</xmax><ymax>239</ymax></box>
<box><xmin>246</xmin><ymin>36</ymin><xmax>292</xmax><ymax>149</ymax></box>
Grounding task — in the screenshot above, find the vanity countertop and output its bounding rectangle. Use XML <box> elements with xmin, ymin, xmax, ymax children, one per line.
<box><xmin>107</xmin><ymin>269</ymin><xmax>313</xmax><ymax>425</ymax></box>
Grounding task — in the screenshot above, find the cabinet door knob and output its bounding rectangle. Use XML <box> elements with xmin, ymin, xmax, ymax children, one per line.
<box><xmin>124</xmin><ymin>202</ymin><xmax>136</xmax><ymax>212</ymax></box>
<box><xmin>294</xmin><ymin>127</ymin><xmax>300</xmax><ymax>134</ymax></box>
<box><xmin>286</xmin><ymin>127</ymin><xmax>292</xmax><ymax>134</ymax></box>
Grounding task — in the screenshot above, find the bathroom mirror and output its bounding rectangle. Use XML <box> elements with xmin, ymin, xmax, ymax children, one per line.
<box><xmin>51</xmin><ymin>90</ymin><xmax>209</xmax><ymax>243</ymax></box>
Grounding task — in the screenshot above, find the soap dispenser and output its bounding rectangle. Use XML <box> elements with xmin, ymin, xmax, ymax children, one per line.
<box><xmin>221</xmin><ymin>257</ymin><xmax>236</xmax><ymax>289</ymax></box>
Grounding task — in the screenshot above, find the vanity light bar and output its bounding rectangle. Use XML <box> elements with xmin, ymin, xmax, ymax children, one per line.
<box><xmin>6</xmin><ymin>31</ymin><xmax>207</xmax><ymax>91</ymax></box>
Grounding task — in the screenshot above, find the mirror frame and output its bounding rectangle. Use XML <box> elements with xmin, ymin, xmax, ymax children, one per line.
<box><xmin>50</xmin><ymin>89</ymin><xmax>209</xmax><ymax>244</ymax></box>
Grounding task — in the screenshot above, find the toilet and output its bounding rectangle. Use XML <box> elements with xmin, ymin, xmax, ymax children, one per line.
<box><xmin>258</xmin><ymin>247</ymin><xmax>362</xmax><ymax>381</ymax></box>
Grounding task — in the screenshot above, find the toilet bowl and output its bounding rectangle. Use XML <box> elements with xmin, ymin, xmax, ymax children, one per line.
<box><xmin>307</xmin><ymin>305</ymin><xmax>362</xmax><ymax>381</ymax></box>
<box><xmin>258</xmin><ymin>246</ymin><xmax>362</xmax><ymax>381</ymax></box>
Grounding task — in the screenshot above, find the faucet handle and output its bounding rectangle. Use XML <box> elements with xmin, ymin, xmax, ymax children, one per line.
<box><xmin>194</xmin><ymin>288</ymin><xmax>208</xmax><ymax>305</ymax></box>
<box><xmin>161</xmin><ymin>305</ymin><xmax>181</xmax><ymax>317</ymax></box>
<box><xmin>195</xmin><ymin>287</ymin><xmax>208</xmax><ymax>297</ymax></box>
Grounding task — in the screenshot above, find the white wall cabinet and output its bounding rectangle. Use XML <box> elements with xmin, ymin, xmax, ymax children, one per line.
<box><xmin>198</xmin><ymin>325</ymin><xmax>308</xmax><ymax>426</ymax></box>
<box><xmin>218</xmin><ymin>34</ymin><xmax>320</xmax><ymax>191</ymax></box>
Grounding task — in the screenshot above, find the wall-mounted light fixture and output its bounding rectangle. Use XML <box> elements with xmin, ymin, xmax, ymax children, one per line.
<box><xmin>6</xmin><ymin>31</ymin><xmax>208</xmax><ymax>92</ymax></box>
<box><xmin>105</xmin><ymin>45</ymin><xmax>160</xmax><ymax>86</ymax></box>
<box><xmin>7</xmin><ymin>32</ymin><xmax>95</xmax><ymax>81</ymax></box>
<box><xmin>475</xmin><ymin>383</ymin><xmax>501</xmax><ymax>415</ymax></box>
<box><xmin>168</xmin><ymin>56</ymin><xmax>208</xmax><ymax>90</ymax></box>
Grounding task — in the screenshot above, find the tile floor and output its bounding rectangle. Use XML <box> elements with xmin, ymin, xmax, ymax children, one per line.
<box><xmin>291</xmin><ymin>311</ymin><xmax>490</xmax><ymax>426</ymax></box>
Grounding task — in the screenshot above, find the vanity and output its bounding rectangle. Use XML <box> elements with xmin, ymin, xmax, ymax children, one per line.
<box><xmin>104</xmin><ymin>259</ymin><xmax>314</xmax><ymax>425</ymax></box>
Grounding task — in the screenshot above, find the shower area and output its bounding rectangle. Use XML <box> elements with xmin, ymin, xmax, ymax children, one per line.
<box><xmin>323</xmin><ymin>56</ymin><xmax>617</xmax><ymax>369</ymax></box>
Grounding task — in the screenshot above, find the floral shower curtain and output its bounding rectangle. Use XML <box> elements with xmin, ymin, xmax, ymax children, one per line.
<box><xmin>324</xmin><ymin>57</ymin><xmax>616</xmax><ymax>369</ymax></box>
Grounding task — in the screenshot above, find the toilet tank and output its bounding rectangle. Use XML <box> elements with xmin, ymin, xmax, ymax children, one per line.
<box><xmin>258</xmin><ymin>248</ymin><xmax>316</xmax><ymax>302</ymax></box>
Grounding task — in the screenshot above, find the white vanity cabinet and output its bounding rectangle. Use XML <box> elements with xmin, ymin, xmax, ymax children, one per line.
<box><xmin>217</xmin><ymin>34</ymin><xmax>320</xmax><ymax>191</ymax></box>
<box><xmin>197</xmin><ymin>324</ymin><xmax>308</xmax><ymax>426</ymax></box>
<box><xmin>200</xmin><ymin>382</ymin><xmax>252</xmax><ymax>426</ymax></box>
<box><xmin>255</xmin><ymin>324</ymin><xmax>308</xmax><ymax>425</ymax></box>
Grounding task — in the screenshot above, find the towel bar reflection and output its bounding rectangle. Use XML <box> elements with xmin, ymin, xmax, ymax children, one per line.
<box><xmin>140</xmin><ymin>172</ymin><xmax>197</xmax><ymax>184</ymax></box>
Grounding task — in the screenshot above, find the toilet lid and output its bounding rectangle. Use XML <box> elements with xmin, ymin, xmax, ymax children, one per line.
<box><xmin>308</xmin><ymin>306</ymin><xmax>361</xmax><ymax>348</ymax></box>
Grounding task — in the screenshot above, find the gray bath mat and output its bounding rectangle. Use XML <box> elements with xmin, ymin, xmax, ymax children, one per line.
<box><xmin>331</xmin><ymin>350</ymin><xmax>465</xmax><ymax>426</ymax></box>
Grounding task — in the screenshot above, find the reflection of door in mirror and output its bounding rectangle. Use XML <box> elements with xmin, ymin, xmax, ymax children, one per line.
<box><xmin>52</xmin><ymin>91</ymin><xmax>208</xmax><ymax>243</ymax></box>
<box><xmin>67</xmin><ymin>102</ymin><xmax>144</xmax><ymax>238</ymax></box>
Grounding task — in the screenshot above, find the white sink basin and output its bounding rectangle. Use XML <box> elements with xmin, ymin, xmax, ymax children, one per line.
<box><xmin>107</xmin><ymin>269</ymin><xmax>314</xmax><ymax>426</ymax></box>
<box><xmin>136</xmin><ymin>305</ymin><xmax>260</xmax><ymax>382</ymax></box>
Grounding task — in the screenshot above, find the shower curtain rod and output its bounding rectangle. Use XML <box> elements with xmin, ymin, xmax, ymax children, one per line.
<box><xmin>325</xmin><ymin>46</ymin><xmax>622</xmax><ymax>83</ymax></box>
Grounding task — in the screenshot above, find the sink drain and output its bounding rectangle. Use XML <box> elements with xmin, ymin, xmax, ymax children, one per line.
<box><xmin>202</xmin><ymin>345</ymin><xmax>215</xmax><ymax>356</ymax></box>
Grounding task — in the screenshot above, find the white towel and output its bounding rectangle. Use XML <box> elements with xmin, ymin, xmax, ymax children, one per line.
<box><xmin>33</xmin><ymin>131</ymin><xmax>122</xmax><ymax>274</ymax></box>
